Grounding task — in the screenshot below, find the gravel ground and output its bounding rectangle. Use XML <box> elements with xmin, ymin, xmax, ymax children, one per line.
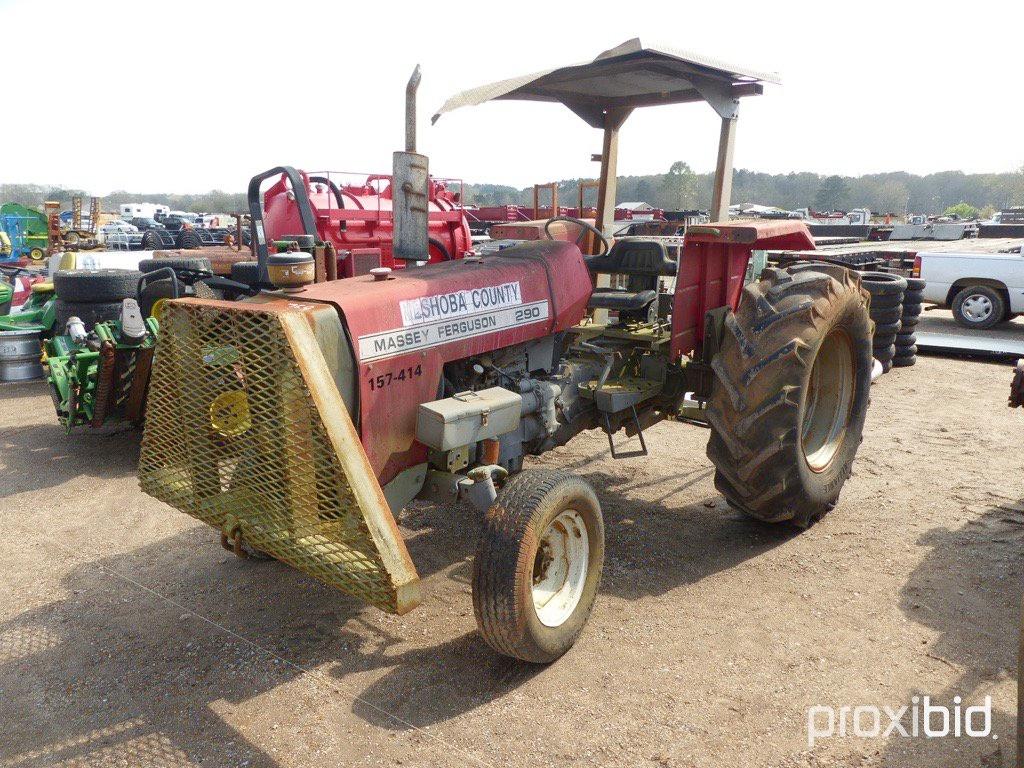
<box><xmin>1</xmin><ymin>341</ymin><xmax>1021</xmax><ymax>767</ymax></box>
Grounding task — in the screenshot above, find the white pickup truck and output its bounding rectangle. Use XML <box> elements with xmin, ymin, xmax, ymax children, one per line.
<box><xmin>914</xmin><ymin>250</ymin><xmax>1024</xmax><ymax>329</ymax></box>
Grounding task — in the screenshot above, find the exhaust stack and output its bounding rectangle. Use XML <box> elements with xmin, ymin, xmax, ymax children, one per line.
<box><xmin>392</xmin><ymin>65</ymin><xmax>429</xmax><ymax>265</ymax></box>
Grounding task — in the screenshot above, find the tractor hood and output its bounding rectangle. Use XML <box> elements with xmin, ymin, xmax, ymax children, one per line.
<box><xmin>296</xmin><ymin>239</ymin><xmax>592</xmax><ymax>479</ymax></box>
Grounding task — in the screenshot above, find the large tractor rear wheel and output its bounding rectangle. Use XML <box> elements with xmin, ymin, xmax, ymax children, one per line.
<box><xmin>706</xmin><ymin>265</ymin><xmax>872</xmax><ymax>527</ymax></box>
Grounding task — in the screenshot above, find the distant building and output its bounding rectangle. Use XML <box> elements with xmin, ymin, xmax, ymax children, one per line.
<box><xmin>615</xmin><ymin>201</ymin><xmax>660</xmax><ymax>221</ymax></box>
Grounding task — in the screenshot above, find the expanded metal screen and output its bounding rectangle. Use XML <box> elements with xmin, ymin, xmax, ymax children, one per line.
<box><xmin>138</xmin><ymin>300</ymin><xmax>417</xmax><ymax>613</ymax></box>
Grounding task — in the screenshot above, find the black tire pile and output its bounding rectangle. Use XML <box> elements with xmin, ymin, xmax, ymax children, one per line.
<box><xmin>894</xmin><ymin>277</ymin><xmax>924</xmax><ymax>368</ymax></box>
<box><xmin>860</xmin><ymin>272</ymin><xmax>907</xmax><ymax>373</ymax></box>
<box><xmin>52</xmin><ymin>269</ymin><xmax>142</xmax><ymax>330</ymax></box>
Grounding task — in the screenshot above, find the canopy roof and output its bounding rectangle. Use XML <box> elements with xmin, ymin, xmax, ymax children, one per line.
<box><xmin>433</xmin><ymin>38</ymin><xmax>780</xmax><ymax>128</ymax></box>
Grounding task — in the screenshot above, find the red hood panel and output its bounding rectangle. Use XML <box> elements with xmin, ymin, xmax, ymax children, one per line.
<box><xmin>298</xmin><ymin>240</ymin><xmax>592</xmax><ymax>480</ymax></box>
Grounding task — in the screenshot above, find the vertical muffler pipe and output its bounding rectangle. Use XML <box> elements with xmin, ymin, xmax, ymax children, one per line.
<box><xmin>392</xmin><ymin>65</ymin><xmax>429</xmax><ymax>266</ymax></box>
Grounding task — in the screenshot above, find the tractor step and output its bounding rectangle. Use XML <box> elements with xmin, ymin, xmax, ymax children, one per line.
<box><xmin>602</xmin><ymin>406</ymin><xmax>648</xmax><ymax>460</ymax></box>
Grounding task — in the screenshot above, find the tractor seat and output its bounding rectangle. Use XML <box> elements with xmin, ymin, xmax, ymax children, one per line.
<box><xmin>585</xmin><ymin>238</ymin><xmax>675</xmax><ymax>318</ymax></box>
<box><xmin>584</xmin><ymin>238</ymin><xmax>676</xmax><ymax>277</ymax></box>
<box><xmin>588</xmin><ymin>288</ymin><xmax>657</xmax><ymax>312</ymax></box>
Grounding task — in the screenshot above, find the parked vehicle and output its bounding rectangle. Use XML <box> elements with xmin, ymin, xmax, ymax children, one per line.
<box><xmin>156</xmin><ymin>214</ymin><xmax>201</xmax><ymax>232</ymax></box>
<box><xmin>127</xmin><ymin>217</ymin><xmax>165</xmax><ymax>232</ymax></box>
<box><xmin>119</xmin><ymin>203</ymin><xmax>169</xmax><ymax>220</ymax></box>
<box><xmin>913</xmin><ymin>251</ymin><xmax>1024</xmax><ymax>329</ymax></box>
<box><xmin>98</xmin><ymin>221</ymin><xmax>139</xmax><ymax>246</ymax></box>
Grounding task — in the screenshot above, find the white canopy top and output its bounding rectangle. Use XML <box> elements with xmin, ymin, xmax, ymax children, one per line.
<box><xmin>433</xmin><ymin>38</ymin><xmax>780</xmax><ymax>128</ymax></box>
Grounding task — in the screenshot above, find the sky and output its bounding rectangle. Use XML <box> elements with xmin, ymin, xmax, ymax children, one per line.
<box><xmin>3</xmin><ymin>0</ymin><xmax>1022</xmax><ymax>194</ymax></box>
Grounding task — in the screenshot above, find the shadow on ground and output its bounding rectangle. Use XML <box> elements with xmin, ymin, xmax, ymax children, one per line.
<box><xmin>876</xmin><ymin>499</ymin><xmax>1023</xmax><ymax>766</ymax></box>
<box><xmin>0</xmin><ymin>443</ymin><xmax>800</xmax><ymax>762</ymax></box>
<box><xmin>350</xmin><ymin>462</ymin><xmax>797</xmax><ymax>729</ymax></box>
<box><xmin>0</xmin><ymin>381</ymin><xmax>141</xmax><ymax>499</ymax></box>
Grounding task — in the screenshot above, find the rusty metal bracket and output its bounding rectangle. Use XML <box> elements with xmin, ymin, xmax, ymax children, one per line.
<box><xmin>90</xmin><ymin>341</ymin><xmax>117</xmax><ymax>428</ymax></box>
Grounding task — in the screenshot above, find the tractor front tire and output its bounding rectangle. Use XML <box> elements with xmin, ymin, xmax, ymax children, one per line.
<box><xmin>472</xmin><ymin>470</ymin><xmax>604</xmax><ymax>663</ymax></box>
<box><xmin>706</xmin><ymin>265</ymin><xmax>873</xmax><ymax>528</ymax></box>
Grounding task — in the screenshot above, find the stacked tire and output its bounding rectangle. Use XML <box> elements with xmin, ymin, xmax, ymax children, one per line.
<box><xmin>52</xmin><ymin>269</ymin><xmax>142</xmax><ymax>331</ymax></box>
<box><xmin>894</xmin><ymin>277</ymin><xmax>924</xmax><ymax>367</ymax></box>
<box><xmin>860</xmin><ymin>272</ymin><xmax>907</xmax><ymax>373</ymax></box>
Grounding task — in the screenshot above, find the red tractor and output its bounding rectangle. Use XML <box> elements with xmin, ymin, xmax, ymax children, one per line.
<box><xmin>138</xmin><ymin>42</ymin><xmax>873</xmax><ymax>663</ymax></box>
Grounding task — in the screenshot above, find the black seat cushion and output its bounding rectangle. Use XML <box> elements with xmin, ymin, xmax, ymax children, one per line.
<box><xmin>584</xmin><ymin>238</ymin><xmax>675</xmax><ymax>277</ymax></box>
<box><xmin>588</xmin><ymin>289</ymin><xmax>657</xmax><ymax>311</ymax></box>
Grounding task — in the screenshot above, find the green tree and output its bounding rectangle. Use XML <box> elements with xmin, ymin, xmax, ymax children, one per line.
<box><xmin>943</xmin><ymin>202</ymin><xmax>981</xmax><ymax>220</ymax></box>
<box><xmin>814</xmin><ymin>175</ymin><xmax>849</xmax><ymax>211</ymax></box>
<box><xmin>660</xmin><ymin>161</ymin><xmax>698</xmax><ymax>210</ymax></box>
<box><xmin>875</xmin><ymin>180</ymin><xmax>910</xmax><ymax>216</ymax></box>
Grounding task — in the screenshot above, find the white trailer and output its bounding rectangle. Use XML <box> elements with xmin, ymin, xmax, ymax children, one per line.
<box><xmin>118</xmin><ymin>202</ymin><xmax>170</xmax><ymax>220</ymax></box>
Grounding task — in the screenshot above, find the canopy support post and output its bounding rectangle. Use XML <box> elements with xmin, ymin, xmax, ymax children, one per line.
<box><xmin>590</xmin><ymin>108</ymin><xmax>632</xmax><ymax>324</ymax></box>
<box><xmin>593</xmin><ymin>107</ymin><xmax>632</xmax><ymax>249</ymax></box>
<box><xmin>711</xmin><ymin>114</ymin><xmax>738</xmax><ymax>223</ymax></box>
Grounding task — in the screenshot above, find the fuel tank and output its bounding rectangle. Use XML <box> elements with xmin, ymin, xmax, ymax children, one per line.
<box><xmin>262</xmin><ymin>172</ymin><xmax>472</xmax><ymax>275</ymax></box>
<box><xmin>298</xmin><ymin>239</ymin><xmax>592</xmax><ymax>481</ymax></box>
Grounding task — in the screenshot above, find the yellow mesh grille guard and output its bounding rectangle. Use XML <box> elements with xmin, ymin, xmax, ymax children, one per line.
<box><xmin>138</xmin><ymin>298</ymin><xmax>421</xmax><ymax>614</ymax></box>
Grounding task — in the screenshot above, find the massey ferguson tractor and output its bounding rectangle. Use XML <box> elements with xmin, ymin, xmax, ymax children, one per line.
<box><xmin>138</xmin><ymin>41</ymin><xmax>874</xmax><ymax>663</ymax></box>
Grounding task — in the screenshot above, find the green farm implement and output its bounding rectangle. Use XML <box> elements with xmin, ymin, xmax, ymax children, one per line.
<box><xmin>44</xmin><ymin>300</ymin><xmax>158</xmax><ymax>430</ymax></box>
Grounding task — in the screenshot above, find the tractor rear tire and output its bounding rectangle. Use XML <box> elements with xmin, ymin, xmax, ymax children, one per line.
<box><xmin>54</xmin><ymin>269</ymin><xmax>141</xmax><ymax>302</ymax></box>
<box><xmin>472</xmin><ymin>470</ymin><xmax>604</xmax><ymax>663</ymax></box>
<box><xmin>706</xmin><ymin>265</ymin><xmax>873</xmax><ymax>528</ymax></box>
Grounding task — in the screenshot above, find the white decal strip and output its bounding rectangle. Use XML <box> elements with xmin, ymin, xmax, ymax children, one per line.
<box><xmin>359</xmin><ymin>300</ymin><xmax>549</xmax><ymax>362</ymax></box>
<box><xmin>399</xmin><ymin>281</ymin><xmax>522</xmax><ymax>327</ymax></box>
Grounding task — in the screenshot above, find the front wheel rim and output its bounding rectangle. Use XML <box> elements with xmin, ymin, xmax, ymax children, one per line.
<box><xmin>532</xmin><ymin>509</ymin><xmax>589</xmax><ymax>627</ymax></box>
<box><xmin>801</xmin><ymin>329</ymin><xmax>855</xmax><ymax>473</ymax></box>
<box><xmin>962</xmin><ymin>294</ymin><xmax>992</xmax><ymax>321</ymax></box>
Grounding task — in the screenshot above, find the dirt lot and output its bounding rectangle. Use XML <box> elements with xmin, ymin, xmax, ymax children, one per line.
<box><xmin>1</xmin><ymin>343</ymin><xmax>1021</xmax><ymax>767</ymax></box>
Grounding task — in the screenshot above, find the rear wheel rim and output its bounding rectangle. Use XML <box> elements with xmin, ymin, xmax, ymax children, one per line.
<box><xmin>532</xmin><ymin>509</ymin><xmax>589</xmax><ymax>627</ymax></box>
<box><xmin>962</xmin><ymin>294</ymin><xmax>992</xmax><ymax>321</ymax></box>
<box><xmin>801</xmin><ymin>329</ymin><xmax>854</xmax><ymax>473</ymax></box>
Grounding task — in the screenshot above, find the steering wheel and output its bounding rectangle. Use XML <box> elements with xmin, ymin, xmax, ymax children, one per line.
<box><xmin>543</xmin><ymin>215</ymin><xmax>609</xmax><ymax>256</ymax></box>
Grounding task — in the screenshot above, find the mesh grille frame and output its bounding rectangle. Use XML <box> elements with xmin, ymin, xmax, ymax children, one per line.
<box><xmin>139</xmin><ymin>298</ymin><xmax>420</xmax><ymax>614</ymax></box>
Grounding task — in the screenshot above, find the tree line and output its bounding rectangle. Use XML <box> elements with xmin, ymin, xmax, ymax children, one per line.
<box><xmin>4</xmin><ymin>165</ymin><xmax>1024</xmax><ymax>217</ymax></box>
<box><xmin>463</xmin><ymin>165</ymin><xmax>1024</xmax><ymax>216</ymax></box>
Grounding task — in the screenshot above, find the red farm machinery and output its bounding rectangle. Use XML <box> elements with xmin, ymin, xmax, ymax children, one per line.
<box><xmin>137</xmin><ymin>40</ymin><xmax>874</xmax><ymax>663</ymax></box>
<box><xmin>256</xmin><ymin>168</ymin><xmax>471</xmax><ymax>276</ymax></box>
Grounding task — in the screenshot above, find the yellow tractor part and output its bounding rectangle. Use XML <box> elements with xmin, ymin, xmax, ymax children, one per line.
<box><xmin>138</xmin><ymin>298</ymin><xmax>421</xmax><ymax>614</ymax></box>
